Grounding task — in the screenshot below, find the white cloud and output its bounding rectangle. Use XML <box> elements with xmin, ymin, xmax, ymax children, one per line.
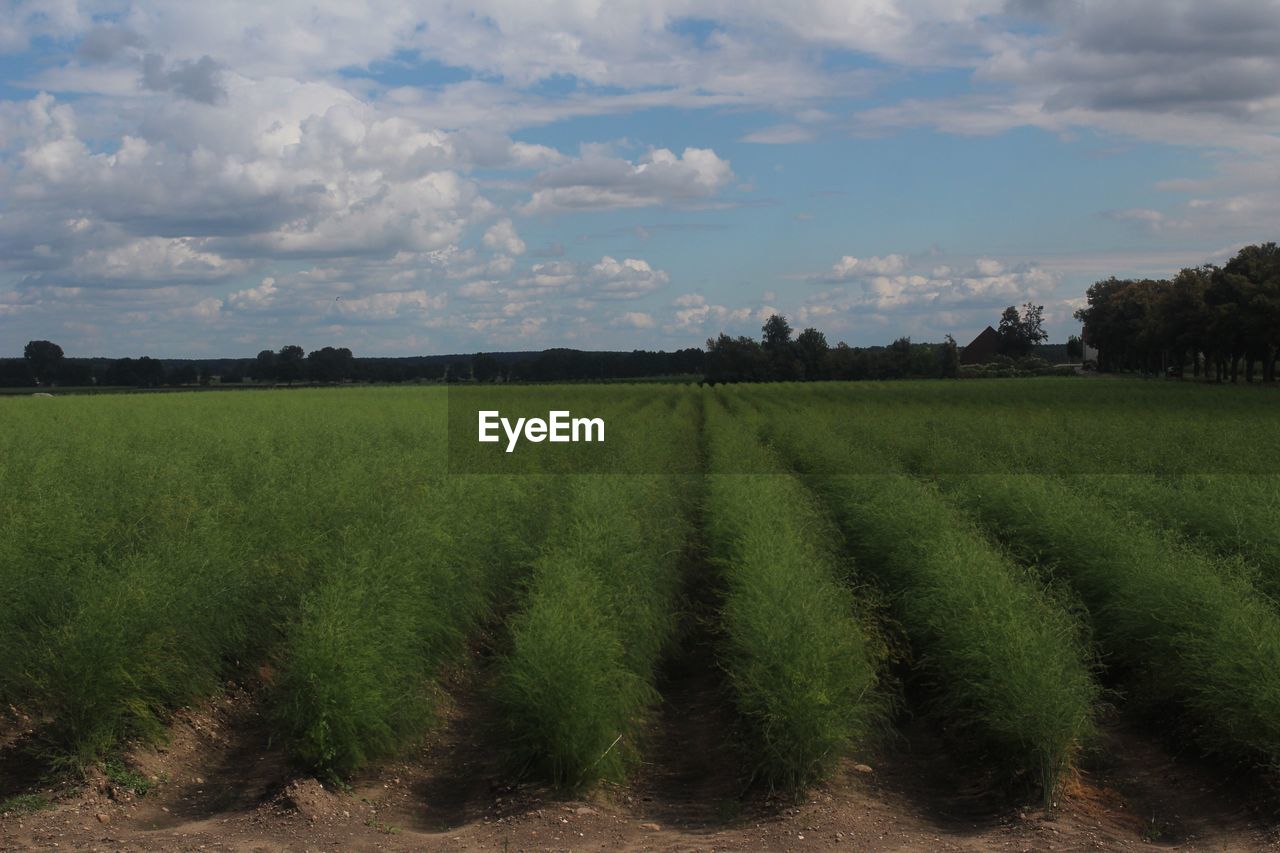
<box><xmin>482</xmin><ymin>218</ymin><xmax>526</xmax><ymax>256</ymax></box>
<box><xmin>229</xmin><ymin>276</ymin><xmax>279</xmax><ymax>310</ymax></box>
<box><xmin>521</xmin><ymin>147</ymin><xmax>734</xmax><ymax>214</ymax></box>
<box><xmin>822</xmin><ymin>254</ymin><xmax>908</xmax><ymax>280</ymax></box>
<box><xmin>614</xmin><ymin>311</ymin><xmax>656</xmax><ymax>329</ymax></box>
<box><xmin>74</xmin><ymin>237</ymin><xmax>248</xmax><ymax>282</ymax></box>
<box><xmin>330</xmin><ymin>290</ymin><xmax>447</xmax><ymax>321</ymax></box>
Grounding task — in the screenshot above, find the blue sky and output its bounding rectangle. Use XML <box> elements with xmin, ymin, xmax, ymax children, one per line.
<box><xmin>1</xmin><ymin>1</ymin><xmax>1278</xmax><ymax>357</ymax></box>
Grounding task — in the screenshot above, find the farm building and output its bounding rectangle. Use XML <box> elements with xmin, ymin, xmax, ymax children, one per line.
<box><xmin>960</xmin><ymin>326</ymin><xmax>1001</xmax><ymax>364</ymax></box>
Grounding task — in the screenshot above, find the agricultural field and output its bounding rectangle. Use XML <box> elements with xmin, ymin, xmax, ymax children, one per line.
<box><xmin>3</xmin><ymin>378</ymin><xmax>1280</xmax><ymax>850</ymax></box>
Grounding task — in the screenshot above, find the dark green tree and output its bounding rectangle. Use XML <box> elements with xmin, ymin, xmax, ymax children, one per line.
<box><xmin>795</xmin><ymin>327</ymin><xmax>829</xmax><ymax>379</ymax></box>
<box><xmin>276</xmin><ymin>345</ymin><xmax>306</xmax><ymax>384</ymax></box>
<box><xmin>1065</xmin><ymin>335</ymin><xmax>1084</xmax><ymax>362</ymax></box>
<box><xmin>761</xmin><ymin>314</ymin><xmax>793</xmax><ymax>352</ymax></box>
<box><xmin>23</xmin><ymin>340</ymin><xmax>64</xmax><ymax>385</ymax></box>
<box><xmin>252</xmin><ymin>349</ymin><xmax>277</xmax><ymax>381</ymax></box>
<box><xmin>471</xmin><ymin>353</ymin><xmax>502</xmax><ymax>382</ymax></box>
<box><xmin>997</xmin><ymin>304</ymin><xmax>1047</xmax><ymax>357</ymax></box>
<box><xmin>940</xmin><ymin>334</ymin><xmax>960</xmax><ymax>378</ymax></box>
<box><xmin>307</xmin><ymin>347</ymin><xmax>355</xmax><ymax>383</ymax></box>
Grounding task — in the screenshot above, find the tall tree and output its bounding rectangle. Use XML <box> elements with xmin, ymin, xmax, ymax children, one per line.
<box><xmin>276</xmin><ymin>344</ymin><xmax>306</xmax><ymax>384</ymax></box>
<box><xmin>795</xmin><ymin>327</ymin><xmax>830</xmax><ymax>379</ymax></box>
<box><xmin>761</xmin><ymin>314</ymin><xmax>793</xmax><ymax>352</ymax></box>
<box><xmin>997</xmin><ymin>303</ymin><xmax>1047</xmax><ymax>357</ymax></box>
<box><xmin>307</xmin><ymin>346</ymin><xmax>355</xmax><ymax>383</ymax></box>
<box><xmin>940</xmin><ymin>334</ymin><xmax>961</xmax><ymax>378</ymax></box>
<box><xmin>252</xmin><ymin>349</ymin><xmax>277</xmax><ymax>381</ymax></box>
<box><xmin>1065</xmin><ymin>335</ymin><xmax>1084</xmax><ymax>362</ymax></box>
<box><xmin>1223</xmin><ymin>243</ymin><xmax>1280</xmax><ymax>382</ymax></box>
<box><xmin>23</xmin><ymin>340</ymin><xmax>64</xmax><ymax>385</ymax></box>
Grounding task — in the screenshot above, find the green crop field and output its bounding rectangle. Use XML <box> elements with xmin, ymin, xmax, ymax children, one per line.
<box><xmin>2</xmin><ymin>378</ymin><xmax>1279</xmax><ymax>817</ymax></box>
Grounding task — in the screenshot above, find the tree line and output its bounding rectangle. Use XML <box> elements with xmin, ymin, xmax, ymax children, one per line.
<box><xmin>1075</xmin><ymin>242</ymin><xmax>1280</xmax><ymax>382</ymax></box>
<box><xmin>5</xmin><ymin>304</ymin><xmax>1070</xmax><ymax>388</ymax></box>
<box><xmin>704</xmin><ymin>314</ymin><xmax>962</xmax><ymax>383</ymax></box>
<box><xmin>0</xmin><ymin>341</ymin><xmax>706</xmax><ymax>388</ymax></box>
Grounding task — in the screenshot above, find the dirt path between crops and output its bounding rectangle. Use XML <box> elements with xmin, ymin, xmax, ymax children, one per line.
<box><xmin>4</xmin><ymin>696</ymin><xmax>1279</xmax><ymax>852</ymax></box>
<box><xmin>5</xmin><ymin>651</ymin><xmax>1280</xmax><ymax>852</ymax></box>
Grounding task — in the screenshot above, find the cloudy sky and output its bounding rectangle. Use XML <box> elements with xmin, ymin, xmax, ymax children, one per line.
<box><xmin>2</xmin><ymin>1</ymin><xmax>1278</xmax><ymax>357</ymax></box>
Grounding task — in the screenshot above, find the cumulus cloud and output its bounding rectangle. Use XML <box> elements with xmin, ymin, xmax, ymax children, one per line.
<box><xmin>614</xmin><ymin>311</ymin><xmax>656</xmax><ymax>329</ymax></box>
<box><xmin>670</xmin><ymin>293</ymin><xmax>752</xmax><ymax>331</ymax></box>
<box><xmin>330</xmin><ymin>290</ymin><xmax>447</xmax><ymax>321</ymax></box>
<box><xmin>795</xmin><ymin>252</ymin><xmax>1061</xmax><ymax>315</ymax></box>
<box><xmin>140</xmin><ymin>53</ymin><xmax>227</xmax><ymax>104</ymax></box>
<box><xmin>521</xmin><ymin>147</ymin><xmax>734</xmax><ymax>214</ymax></box>
<box><xmin>821</xmin><ymin>254</ymin><xmax>908</xmax><ymax>280</ymax></box>
<box><xmin>4</xmin><ymin>1</ymin><xmax>1277</xmax><ymax>354</ymax></box>
<box><xmin>74</xmin><ymin>237</ymin><xmax>249</xmax><ymax>282</ymax></box>
<box><xmin>482</xmin><ymin>219</ymin><xmax>526</xmax><ymax>256</ymax></box>
<box><xmin>228</xmin><ymin>276</ymin><xmax>279</xmax><ymax>310</ymax></box>
<box><xmin>502</xmin><ymin>255</ymin><xmax>670</xmax><ymax>301</ymax></box>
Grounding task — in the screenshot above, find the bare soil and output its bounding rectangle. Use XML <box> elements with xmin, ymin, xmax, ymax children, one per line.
<box><xmin>5</xmin><ymin>667</ymin><xmax>1280</xmax><ymax>852</ymax></box>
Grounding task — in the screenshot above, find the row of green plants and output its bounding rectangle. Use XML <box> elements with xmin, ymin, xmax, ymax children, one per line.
<box><xmin>0</xmin><ymin>390</ymin><xmax>554</xmax><ymax>777</ymax></box>
<box><xmin>937</xmin><ymin>473</ymin><xmax>1280</xmax><ymax>768</ymax></box>
<box><xmin>270</xmin><ymin>472</ymin><xmax>558</xmax><ymax>777</ymax></box>
<box><xmin>702</xmin><ymin>393</ymin><xmax>885</xmax><ymax>789</ymax></box>
<box><xmin>1066</xmin><ymin>475</ymin><xmax>1280</xmax><ymax>602</ymax></box>
<box><xmin>495</xmin><ymin>391</ymin><xmax>700</xmax><ymax>788</ymax></box>
<box><xmin>728</xmin><ymin>387</ymin><xmax>1100</xmax><ymax>801</ymax></box>
<box><xmin>829</xmin><ymin>398</ymin><xmax>1280</xmax><ymax>772</ymax></box>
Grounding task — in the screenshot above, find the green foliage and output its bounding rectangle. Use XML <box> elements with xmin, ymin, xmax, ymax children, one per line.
<box><xmin>704</xmin><ymin>395</ymin><xmax>885</xmax><ymax>790</ymax></box>
<box><xmin>729</xmin><ymin>387</ymin><xmax>1098</xmax><ymax>801</ymax></box>
<box><xmin>496</xmin><ymin>392</ymin><xmax>699</xmax><ymax>790</ymax></box>
<box><xmin>0</xmin><ymin>793</ymin><xmax>52</xmax><ymax>816</ymax></box>
<box><xmin>101</xmin><ymin>756</ymin><xmax>156</xmax><ymax>797</ymax></box>
<box><xmin>0</xmin><ymin>388</ymin><xmax>546</xmax><ymax>774</ymax></box>
<box><xmin>945</xmin><ymin>473</ymin><xmax>1280</xmax><ymax>767</ymax></box>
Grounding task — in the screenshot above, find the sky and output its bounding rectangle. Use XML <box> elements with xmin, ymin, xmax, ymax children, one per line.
<box><xmin>1</xmin><ymin>1</ymin><xmax>1279</xmax><ymax>358</ymax></box>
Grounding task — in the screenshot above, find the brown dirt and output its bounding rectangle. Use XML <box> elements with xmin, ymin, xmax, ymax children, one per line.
<box><xmin>5</xmin><ymin>669</ymin><xmax>1280</xmax><ymax>851</ymax></box>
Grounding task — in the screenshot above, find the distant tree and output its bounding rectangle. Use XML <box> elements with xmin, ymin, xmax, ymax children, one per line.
<box><xmin>471</xmin><ymin>353</ymin><xmax>502</xmax><ymax>382</ymax></box>
<box><xmin>24</xmin><ymin>340</ymin><xmax>64</xmax><ymax>385</ymax></box>
<box><xmin>1222</xmin><ymin>242</ymin><xmax>1280</xmax><ymax>382</ymax></box>
<box><xmin>0</xmin><ymin>359</ymin><xmax>35</xmax><ymax>387</ymax></box>
<box><xmin>761</xmin><ymin>314</ymin><xmax>793</xmax><ymax>352</ymax></box>
<box><xmin>795</xmin><ymin>327</ymin><xmax>829</xmax><ymax>379</ymax></box>
<box><xmin>252</xmin><ymin>349</ymin><xmax>277</xmax><ymax>381</ymax></box>
<box><xmin>168</xmin><ymin>363</ymin><xmax>199</xmax><ymax>385</ymax></box>
<box><xmin>446</xmin><ymin>360</ymin><xmax>470</xmax><ymax>382</ymax></box>
<box><xmin>135</xmin><ymin>356</ymin><xmax>167</xmax><ymax>387</ymax></box>
<box><xmin>307</xmin><ymin>346</ymin><xmax>355</xmax><ymax>383</ymax></box>
<box><xmin>939</xmin><ymin>334</ymin><xmax>960</xmax><ymax>378</ymax></box>
<box><xmin>704</xmin><ymin>333</ymin><xmax>768</xmax><ymax>383</ymax></box>
<box><xmin>885</xmin><ymin>336</ymin><xmax>913</xmax><ymax>379</ymax></box>
<box><xmin>997</xmin><ymin>303</ymin><xmax>1047</xmax><ymax>357</ymax></box>
<box><xmin>1066</xmin><ymin>335</ymin><xmax>1084</xmax><ymax>362</ymax></box>
<box><xmin>57</xmin><ymin>360</ymin><xmax>93</xmax><ymax>386</ymax></box>
<box><xmin>276</xmin><ymin>344</ymin><xmax>306</xmax><ymax>384</ymax></box>
<box><xmin>106</xmin><ymin>356</ymin><xmax>165</xmax><ymax>387</ymax></box>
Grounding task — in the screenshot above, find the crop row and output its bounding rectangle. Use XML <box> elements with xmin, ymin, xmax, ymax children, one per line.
<box><xmin>724</xmin><ymin>388</ymin><xmax>1098</xmax><ymax>800</ymax></box>
<box><xmin>702</xmin><ymin>393</ymin><xmax>884</xmax><ymax>789</ymax></box>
